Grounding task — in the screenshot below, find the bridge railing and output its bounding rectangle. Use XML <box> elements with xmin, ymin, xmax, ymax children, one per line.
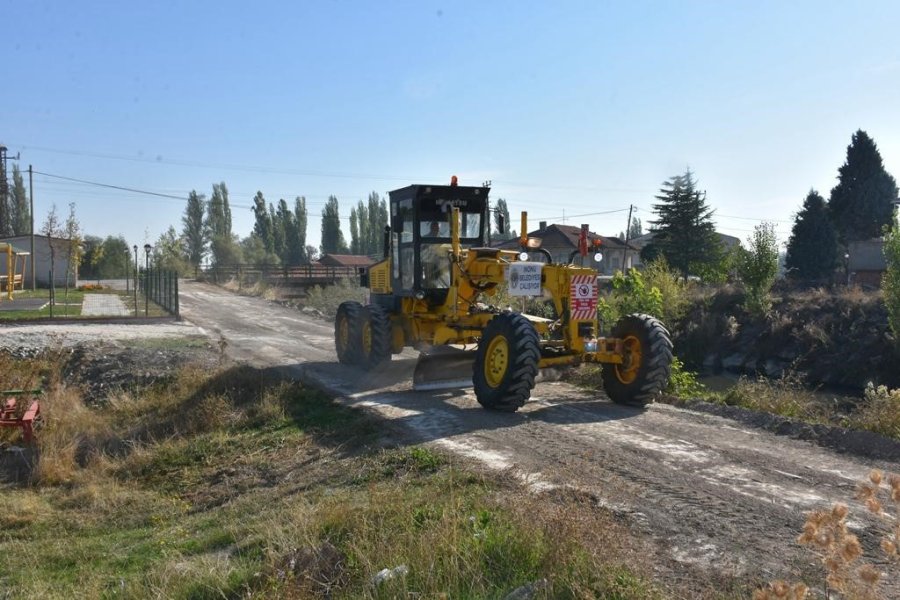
<box><xmin>201</xmin><ymin>264</ymin><xmax>361</xmax><ymax>286</ymax></box>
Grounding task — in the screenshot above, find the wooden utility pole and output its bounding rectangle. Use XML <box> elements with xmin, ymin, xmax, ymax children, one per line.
<box><xmin>624</xmin><ymin>204</ymin><xmax>634</xmax><ymax>244</ymax></box>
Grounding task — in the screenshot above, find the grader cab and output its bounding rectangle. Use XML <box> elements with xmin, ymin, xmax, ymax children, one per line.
<box><xmin>334</xmin><ymin>178</ymin><xmax>673</xmax><ymax>412</ymax></box>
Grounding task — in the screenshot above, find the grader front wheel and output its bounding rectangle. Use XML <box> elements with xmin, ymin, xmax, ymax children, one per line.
<box><xmin>473</xmin><ymin>312</ymin><xmax>540</xmax><ymax>412</ymax></box>
<box><xmin>602</xmin><ymin>314</ymin><xmax>673</xmax><ymax>407</ymax></box>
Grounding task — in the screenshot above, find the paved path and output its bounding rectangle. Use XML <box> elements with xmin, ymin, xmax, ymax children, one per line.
<box><xmin>81</xmin><ymin>293</ymin><xmax>129</xmax><ymax>316</ymax></box>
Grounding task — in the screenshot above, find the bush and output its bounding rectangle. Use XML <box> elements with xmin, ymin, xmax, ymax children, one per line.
<box><xmin>598</xmin><ymin>269</ymin><xmax>662</xmax><ymax>332</ymax></box>
<box><xmin>737</xmin><ymin>223</ymin><xmax>779</xmax><ymax>317</ymax></box>
<box><xmin>665</xmin><ymin>357</ymin><xmax>707</xmax><ymax>398</ymax></box>
<box><xmin>851</xmin><ymin>383</ymin><xmax>900</xmax><ymax>439</ymax></box>
<box><xmin>883</xmin><ymin>221</ymin><xmax>900</xmax><ymax>345</ymax></box>
<box><xmin>304</xmin><ymin>278</ymin><xmax>367</xmax><ymax>319</ymax></box>
<box><xmin>642</xmin><ymin>258</ymin><xmax>691</xmax><ymax>326</ymax></box>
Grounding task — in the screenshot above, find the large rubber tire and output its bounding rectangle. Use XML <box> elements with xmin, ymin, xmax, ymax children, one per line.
<box><xmin>335</xmin><ymin>301</ymin><xmax>364</xmax><ymax>365</ymax></box>
<box><xmin>473</xmin><ymin>312</ymin><xmax>540</xmax><ymax>412</ymax></box>
<box><xmin>360</xmin><ymin>304</ymin><xmax>393</xmax><ymax>369</ymax></box>
<box><xmin>602</xmin><ymin>313</ymin><xmax>673</xmax><ymax>407</ymax></box>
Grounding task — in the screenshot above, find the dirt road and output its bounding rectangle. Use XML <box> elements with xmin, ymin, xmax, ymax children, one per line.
<box><xmin>179</xmin><ymin>281</ymin><xmax>900</xmax><ymax>588</ymax></box>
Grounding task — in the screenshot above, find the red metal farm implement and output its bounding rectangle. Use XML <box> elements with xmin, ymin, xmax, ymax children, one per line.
<box><xmin>0</xmin><ymin>390</ymin><xmax>42</xmax><ymax>444</ymax></box>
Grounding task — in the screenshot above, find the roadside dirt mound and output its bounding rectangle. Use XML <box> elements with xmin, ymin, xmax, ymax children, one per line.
<box><xmin>674</xmin><ymin>287</ymin><xmax>898</xmax><ymax>389</ymax></box>
<box><xmin>62</xmin><ymin>340</ymin><xmax>221</xmax><ymax>403</ymax></box>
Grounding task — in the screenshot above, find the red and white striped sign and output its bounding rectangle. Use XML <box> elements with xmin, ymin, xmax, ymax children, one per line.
<box><xmin>569</xmin><ymin>275</ymin><xmax>598</xmax><ymax>320</ymax></box>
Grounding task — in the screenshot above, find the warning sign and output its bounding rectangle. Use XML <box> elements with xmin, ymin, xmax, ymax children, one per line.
<box><xmin>507</xmin><ymin>262</ymin><xmax>543</xmax><ymax>297</ymax></box>
<box><xmin>569</xmin><ymin>275</ymin><xmax>598</xmax><ymax>319</ymax></box>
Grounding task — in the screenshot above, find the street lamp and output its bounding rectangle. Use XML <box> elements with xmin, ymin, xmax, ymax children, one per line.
<box><xmin>133</xmin><ymin>245</ymin><xmax>139</xmax><ymax>316</ymax></box>
<box><xmin>144</xmin><ymin>244</ymin><xmax>152</xmax><ymax>316</ymax></box>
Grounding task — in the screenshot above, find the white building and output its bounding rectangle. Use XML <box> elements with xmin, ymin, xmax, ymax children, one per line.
<box><xmin>0</xmin><ymin>235</ymin><xmax>79</xmax><ymax>287</ymax></box>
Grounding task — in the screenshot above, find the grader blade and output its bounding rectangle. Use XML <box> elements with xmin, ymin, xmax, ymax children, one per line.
<box><xmin>412</xmin><ymin>346</ymin><xmax>475</xmax><ymax>391</ymax></box>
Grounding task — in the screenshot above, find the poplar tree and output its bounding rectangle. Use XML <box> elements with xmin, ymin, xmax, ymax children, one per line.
<box><xmin>252</xmin><ymin>191</ymin><xmax>274</xmax><ymax>255</ymax></box>
<box><xmin>494</xmin><ymin>198</ymin><xmax>510</xmax><ymax>240</ymax></box>
<box><xmin>320</xmin><ymin>196</ymin><xmax>348</xmax><ymax>255</ymax></box>
<box><xmin>295</xmin><ymin>197</ymin><xmax>308</xmax><ymax>263</ymax></box>
<box><xmin>182</xmin><ymin>190</ymin><xmax>207</xmax><ymax>269</ymax></box>
<box><xmin>366</xmin><ymin>192</ymin><xmax>388</xmax><ymax>255</ymax></box>
<box><xmin>11</xmin><ymin>165</ymin><xmax>30</xmax><ymax>235</ymax></box>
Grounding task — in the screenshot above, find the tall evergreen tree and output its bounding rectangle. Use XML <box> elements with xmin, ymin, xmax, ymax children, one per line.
<box><xmin>294</xmin><ymin>197</ymin><xmax>308</xmax><ymax>263</ymax></box>
<box><xmin>829</xmin><ymin>130</ymin><xmax>899</xmax><ymax>244</ymax></box>
<box><xmin>320</xmin><ymin>195</ymin><xmax>348</xmax><ymax>255</ymax></box>
<box><xmin>251</xmin><ymin>191</ymin><xmax>274</xmax><ymax>255</ymax></box>
<box><xmin>182</xmin><ymin>190</ymin><xmax>207</xmax><ymax>269</ymax></box>
<box><xmin>642</xmin><ymin>169</ymin><xmax>721</xmax><ymax>279</ymax></box>
<box><xmin>10</xmin><ymin>165</ymin><xmax>30</xmax><ymax>235</ymax></box>
<box><xmin>785</xmin><ymin>190</ymin><xmax>838</xmax><ymax>280</ymax></box>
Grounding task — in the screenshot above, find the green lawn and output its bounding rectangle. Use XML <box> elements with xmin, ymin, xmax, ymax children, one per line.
<box><xmin>0</xmin><ymin>288</ymin><xmax>167</xmax><ymax>319</ymax></box>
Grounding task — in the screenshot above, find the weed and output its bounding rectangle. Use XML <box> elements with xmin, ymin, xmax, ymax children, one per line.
<box><xmin>666</xmin><ymin>357</ymin><xmax>708</xmax><ymax>398</ymax></box>
<box><xmin>757</xmin><ymin>469</ymin><xmax>900</xmax><ymax>599</ymax></box>
<box><xmin>304</xmin><ymin>277</ymin><xmax>367</xmax><ymax>319</ymax></box>
<box><xmin>851</xmin><ymin>384</ymin><xmax>900</xmax><ymax>439</ymax></box>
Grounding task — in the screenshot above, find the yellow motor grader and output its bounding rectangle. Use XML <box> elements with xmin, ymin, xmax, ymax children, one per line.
<box><xmin>335</xmin><ymin>179</ymin><xmax>673</xmax><ymax>412</ymax></box>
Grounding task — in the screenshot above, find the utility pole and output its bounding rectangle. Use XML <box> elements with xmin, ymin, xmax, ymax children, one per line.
<box><xmin>624</xmin><ymin>204</ymin><xmax>634</xmax><ymax>244</ymax></box>
<box><xmin>29</xmin><ymin>165</ymin><xmax>35</xmax><ymax>290</ymax></box>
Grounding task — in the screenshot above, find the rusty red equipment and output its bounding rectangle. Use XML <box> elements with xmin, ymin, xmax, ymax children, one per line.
<box><xmin>0</xmin><ymin>390</ymin><xmax>42</xmax><ymax>444</ymax></box>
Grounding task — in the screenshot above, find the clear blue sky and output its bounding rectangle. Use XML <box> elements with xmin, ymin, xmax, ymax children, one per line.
<box><xmin>4</xmin><ymin>1</ymin><xmax>900</xmax><ymax>253</ymax></box>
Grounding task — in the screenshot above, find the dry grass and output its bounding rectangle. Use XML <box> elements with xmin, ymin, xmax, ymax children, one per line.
<box><xmin>851</xmin><ymin>384</ymin><xmax>900</xmax><ymax>439</ymax></box>
<box><xmin>719</xmin><ymin>376</ymin><xmax>828</xmax><ymax>421</ymax></box>
<box><xmin>0</xmin><ymin>353</ymin><xmax>702</xmax><ymax>599</ymax></box>
<box><xmin>758</xmin><ymin>469</ymin><xmax>900</xmax><ymax>599</ymax></box>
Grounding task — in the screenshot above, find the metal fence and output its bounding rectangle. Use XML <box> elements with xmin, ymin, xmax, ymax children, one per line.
<box><xmin>138</xmin><ymin>268</ymin><xmax>179</xmax><ymax>317</ymax></box>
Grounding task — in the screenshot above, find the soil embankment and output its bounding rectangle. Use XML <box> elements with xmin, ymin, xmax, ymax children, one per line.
<box><xmin>673</xmin><ymin>286</ymin><xmax>898</xmax><ymax>390</ymax></box>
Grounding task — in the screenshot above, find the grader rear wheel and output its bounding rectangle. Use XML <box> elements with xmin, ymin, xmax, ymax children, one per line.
<box><xmin>473</xmin><ymin>312</ymin><xmax>540</xmax><ymax>412</ymax></box>
<box><xmin>335</xmin><ymin>301</ymin><xmax>364</xmax><ymax>365</ymax></box>
<box><xmin>602</xmin><ymin>313</ymin><xmax>673</xmax><ymax>407</ymax></box>
<box><xmin>360</xmin><ymin>304</ymin><xmax>392</xmax><ymax>369</ymax></box>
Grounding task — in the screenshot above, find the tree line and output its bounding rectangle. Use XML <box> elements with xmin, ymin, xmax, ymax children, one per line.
<box><xmin>85</xmin><ymin>129</ymin><xmax>897</xmax><ymax>282</ymax></box>
<box><xmin>640</xmin><ymin>129</ymin><xmax>898</xmax><ymax>287</ymax></box>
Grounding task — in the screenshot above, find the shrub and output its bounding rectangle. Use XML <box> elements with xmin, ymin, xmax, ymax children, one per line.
<box><xmin>598</xmin><ymin>269</ymin><xmax>662</xmax><ymax>332</ymax></box>
<box><xmin>851</xmin><ymin>383</ymin><xmax>900</xmax><ymax>439</ymax></box>
<box><xmin>304</xmin><ymin>278</ymin><xmax>367</xmax><ymax>319</ymax></box>
<box><xmin>737</xmin><ymin>223</ymin><xmax>779</xmax><ymax>317</ymax></box>
<box><xmin>883</xmin><ymin>220</ymin><xmax>900</xmax><ymax>345</ymax></box>
<box><xmin>642</xmin><ymin>258</ymin><xmax>691</xmax><ymax>326</ymax></box>
<box><xmin>665</xmin><ymin>357</ymin><xmax>707</xmax><ymax>398</ymax></box>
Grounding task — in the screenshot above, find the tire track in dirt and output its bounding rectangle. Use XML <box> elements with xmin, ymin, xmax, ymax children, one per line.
<box><xmin>179</xmin><ymin>281</ymin><xmax>900</xmax><ymax>589</ymax></box>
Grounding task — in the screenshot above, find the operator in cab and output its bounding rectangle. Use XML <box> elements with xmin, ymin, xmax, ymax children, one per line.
<box><xmin>422</xmin><ymin>220</ymin><xmax>451</xmax><ymax>289</ymax></box>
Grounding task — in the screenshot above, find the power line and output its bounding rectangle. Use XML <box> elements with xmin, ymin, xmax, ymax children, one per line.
<box><xmin>33</xmin><ymin>170</ymin><xmax>190</xmax><ymax>201</ymax></box>
<box><xmin>13</xmin><ymin>142</ymin><xmax>661</xmax><ymax>195</ymax></box>
<box><xmin>533</xmin><ymin>208</ymin><xmax>630</xmax><ymax>221</ymax></box>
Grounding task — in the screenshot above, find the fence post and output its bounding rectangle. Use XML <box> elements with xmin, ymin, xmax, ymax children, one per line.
<box><xmin>174</xmin><ymin>274</ymin><xmax>180</xmax><ymax>319</ymax></box>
